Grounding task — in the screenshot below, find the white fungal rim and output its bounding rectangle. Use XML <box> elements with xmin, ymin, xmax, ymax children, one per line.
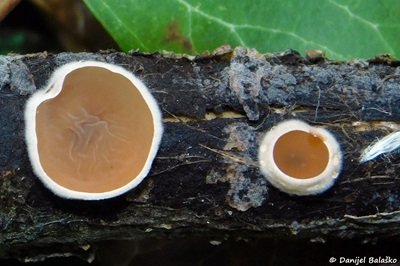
<box><xmin>258</xmin><ymin>119</ymin><xmax>342</xmax><ymax>196</ymax></box>
<box><xmin>24</xmin><ymin>61</ymin><xmax>163</xmax><ymax>200</ymax></box>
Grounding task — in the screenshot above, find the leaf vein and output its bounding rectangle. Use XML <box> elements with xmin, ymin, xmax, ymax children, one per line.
<box><xmin>100</xmin><ymin>1</ymin><xmax>149</xmax><ymax>50</ymax></box>
<box><xmin>182</xmin><ymin>4</ymin><xmax>197</xmax><ymax>53</ymax></box>
<box><xmin>175</xmin><ymin>0</ymin><xmax>344</xmax><ymax>58</ymax></box>
<box><xmin>175</xmin><ymin>0</ymin><xmax>246</xmax><ymax>46</ymax></box>
<box><xmin>327</xmin><ymin>0</ymin><xmax>395</xmax><ymax>55</ymax></box>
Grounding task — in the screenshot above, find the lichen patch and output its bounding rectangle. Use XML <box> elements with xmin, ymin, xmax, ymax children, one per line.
<box><xmin>205</xmin><ymin>122</ymin><xmax>268</xmax><ymax>211</ymax></box>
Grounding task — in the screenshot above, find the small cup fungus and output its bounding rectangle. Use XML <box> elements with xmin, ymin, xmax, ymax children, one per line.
<box><xmin>258</xmin><ymin>120</ymin><xmax>342</xmax><ymax>195</ymax></box>
<box><xmin>24</xmin><ymin>61</ymin><xmax>163</xmax><ymax>200</ymax></box>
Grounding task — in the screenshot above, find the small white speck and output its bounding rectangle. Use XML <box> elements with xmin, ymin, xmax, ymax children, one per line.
<box><xmin>210</xmin><ymin>240</ymin><xmax>222</xmax><ymax>246</ymax></box>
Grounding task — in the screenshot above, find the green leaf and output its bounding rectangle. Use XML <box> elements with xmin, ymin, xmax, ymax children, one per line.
<box><xmin>84</xmin><ymin>0</ymin><xmax>400</xmax><ymax>59</ymax></box>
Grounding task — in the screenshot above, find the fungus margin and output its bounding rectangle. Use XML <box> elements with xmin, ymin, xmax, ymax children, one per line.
<box><xmin>24</xmin><ymin>61</ymin><xmax>163</xmax><ymax>200</ymax></box>
<box><xmin>258</xmin><ymin>119</ymin><xmax>342</xmax><ymax>195</ymax></box>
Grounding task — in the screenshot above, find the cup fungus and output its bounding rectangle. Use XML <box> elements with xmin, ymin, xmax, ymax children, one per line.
<box><xmin>24</xmin><ymin>61</ymin><xmax>163</xmax><ymax>200</ymax></box>
<box><xmin>258</xmin><ymin>120</ymin><xmax>342</xmax><ymax>195</ymax></box>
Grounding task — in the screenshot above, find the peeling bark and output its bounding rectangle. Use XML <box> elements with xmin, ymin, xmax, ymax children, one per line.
<box><xmin>1</xmin><ymin>47</ymin><xmax>400</xmax><ymax>260</ymax></box>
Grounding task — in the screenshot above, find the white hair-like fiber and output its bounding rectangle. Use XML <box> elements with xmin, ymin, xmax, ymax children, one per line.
<box><xmin>359</xmin><ymin>131</ymin><xmax>400</xmax><ymax>163</ymax></box>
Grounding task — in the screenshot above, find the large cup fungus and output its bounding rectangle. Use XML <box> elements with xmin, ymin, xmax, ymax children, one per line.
<box><xmin>24</xmin><ymin>61</ymin><xmax>163</xmax><ymax>200</ymax></box>
<box><xmin>258</xmin><ymin>120</ymin><xmax>342</xmax><ymax>195</ymax></box>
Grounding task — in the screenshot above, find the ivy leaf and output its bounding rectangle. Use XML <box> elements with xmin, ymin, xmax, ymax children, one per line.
<box><xmin>84</xmin><ymin>0</ymin><xmax>400</xmax><ymax>59</ymax></box>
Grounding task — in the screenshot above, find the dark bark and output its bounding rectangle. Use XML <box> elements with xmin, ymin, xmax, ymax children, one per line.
<box><xmin>1</xmin><ymin>47</ymin><xmax>400</xmax><ymax>261</ymax></box>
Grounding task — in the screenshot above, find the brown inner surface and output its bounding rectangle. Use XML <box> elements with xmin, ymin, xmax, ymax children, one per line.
<box><xmin>272</xmin><ymin>130</ymin><xmax>329</xmax><ymax>179</ymax></box>
<box><xmin>36</xmin><ymin>66</ymin><xmax>154</xmax><ymax>193</ymax></box>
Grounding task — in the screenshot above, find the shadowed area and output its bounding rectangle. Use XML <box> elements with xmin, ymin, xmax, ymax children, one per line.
<box><xmin>273</xmin><ymin>130</ymin><xmax>329</xmax><ymax>179</ymax></box>
<box><xmin>36</xmin><ymin>66</ymin><xmax>154</xmax><ymax>192</ymax></box>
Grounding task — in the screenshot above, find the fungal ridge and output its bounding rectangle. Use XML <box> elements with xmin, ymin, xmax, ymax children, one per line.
<box><xmin>65</xmin><ymin>107</ymin><xmax>127</xmax><ymax>158</ymax></box>
<box><xmin>25</xmin><ymin>61</ymin><xmax>164</xmax><ymax>199</ymax></box>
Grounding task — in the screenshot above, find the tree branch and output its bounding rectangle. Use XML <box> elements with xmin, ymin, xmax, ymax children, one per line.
<box><xmin>1</xmin><ymin>47</ymin><xmax>400</xmax><ymax>260</ymax></box>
